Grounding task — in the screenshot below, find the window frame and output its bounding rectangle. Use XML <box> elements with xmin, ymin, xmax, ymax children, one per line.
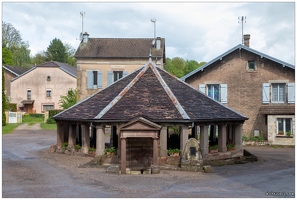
<box><xmin>207</xmin><ymin>84</ymin><xmax>220</xmax><ymax>101</ymax></box>
<box><xmin>113</xmin><ymin>71</ymin><xmax>123</xmax><ymax>82</ymax></box>
<box><xmin>271</xmin><ymin>83</ymin><xmax>286</xmax><ymax>103</ymax></box>
<box><xmin>247</xmin><ymin>60</ymin><xmax>257</xmax><ymax>71</ymax></box>
<box><xmin>46</xmin><ymin>89</ymin><xmax>52</xmax><ymax>98</ymax></box>
<box><xmin>277</xmin><ymin>118</ymin><xmax>293</xmax><ymax>136</ymax></box>
<box><xmin>27</xmin><ymin>89</ymin><xmax>31</xmax><ymax>100</ymax></box>
<box><xmin>42</xmin><ymin>104</ymin><xmax>54</xmax><ymax>112</ymax></box>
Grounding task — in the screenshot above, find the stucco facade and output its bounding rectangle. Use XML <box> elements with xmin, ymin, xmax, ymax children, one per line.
<box><xmin>10</xmin><ymin>62</ymin><xmax>76</xmax><ymax>114</ymax></box>
<box><xmin>182</xmin><ymin>42</ymin><xmax>295</xmax><ymax>144</ymax></box>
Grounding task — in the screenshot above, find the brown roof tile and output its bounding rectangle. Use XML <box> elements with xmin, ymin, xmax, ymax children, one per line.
<box><xmin>259</xmin><ymin>105</ymin><xmax>295</xmax><ymax>114</ymax></box>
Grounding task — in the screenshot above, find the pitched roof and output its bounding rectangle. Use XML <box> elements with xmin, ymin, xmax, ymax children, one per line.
<box><xmin>181</xmin><ymin>44</ymin><xmax>295</xmax><ymax>81</ymax></box>
<box><xmin>74</xmin><ymin>38</ymin><xmax>165</xmax><ymax>59</ymax></box>
<box><xmin>11</xmin><ymin>61</ymin><xmax>76</xmax><ymax>82</ymax></box>
<box><xmin>3</xmin><ymin>65</ymin><xmax>31</xmax><ymax>77</ymax></box>
<box><xmin>54</xmin><ymin>60</ymin><xmax>247</xmax><ymax>123</ymax></box>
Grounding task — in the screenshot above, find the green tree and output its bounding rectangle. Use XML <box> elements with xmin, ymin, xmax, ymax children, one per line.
<box><xmin>31</xmin><ymin>51</ymin><xmax>47</xmax><ymax>65</ymax></box>
<box><xmin>2</xmin><ymin>47</ymin><xmax>13</xmax><ymax>65</ymax></box>
<box><xmin>45</xmin><ymin>38</ymin><xmax>67</xmax><ymax>63</ymax></box>
<box><xmin>59</xmin><ymin>88</ymin><xmax>77</xmax><ymax>109</ymax></box>
<box><xmin>64</xmin><ymin>42</ymin><xmax>77</xmax><ymax>67</ymax></box>
<box><xmin>185</xmin><ymin>60</ymin><xmax>206</xmax><ymax>75</ymax></box>
<box><xmin>2</xmin><ymin>67</ymin><xmax>6</xmax><ymax>126</ymax></box>
<box><xmin>11</xmin><ymin>43</ymin><xmax>31</xmax><ymax>68</ymax></box>
<box><xmin>164</xmin><ymin>57</ymin><xmax>186</xmax><ymax>78</ymax></box>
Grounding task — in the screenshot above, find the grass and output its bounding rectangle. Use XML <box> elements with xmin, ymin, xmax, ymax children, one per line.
<box><xmin>40</xmin><ymin>123</ymin><xmax>57</xmax><ymax>130</ymax></box>
<box><xmin>22</xmin><ymin>114</ymin><xmax>44</xmax><ymax>124</ymax></box>
<box><xmin>2</xmin><ymin>123</ymin><xmax>20</xmax><ymax>135</ymax></box>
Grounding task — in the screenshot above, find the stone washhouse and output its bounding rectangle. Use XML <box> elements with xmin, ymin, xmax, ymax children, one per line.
<box><xmin>53</xmin><ymin>59</ymin><xmax>248</xmax><ymax>174</ymax></box>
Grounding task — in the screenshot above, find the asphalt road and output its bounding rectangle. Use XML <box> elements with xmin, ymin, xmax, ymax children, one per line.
<box><xmin>2</xmin><ymin>124</ymin><xmax>295</xmax><ymax>198</ymax></box>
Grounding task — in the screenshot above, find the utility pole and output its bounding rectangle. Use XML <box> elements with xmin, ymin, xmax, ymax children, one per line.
<box><xmin>238</xmin><ymin>16</ymin><xmax>246</xmax><ymax>45</ymax></box>
<box><xmin>151</xmin><ymin>18</ymin><xmax>156</xmax><ymax>38</ymax></box>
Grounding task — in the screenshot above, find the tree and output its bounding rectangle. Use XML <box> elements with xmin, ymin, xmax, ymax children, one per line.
<box><xmin>2</xmin><ymin>47</ymin><xmax>13</xmax><ymax>65</ymax></box>
<box><xmin>64</xmin><ymin>42</ymin><xmax>77</xmax><ymax>67</ymax></box>
<box><xmin>31</xmin><ymin>51</ymin><xmax>47</xmax><ymax>65</ymax></box>
<box><xmin>11</xmin><ymin>43</ymin><xmax>31</xmax><ymax>68</ymax></box>
<box><xmin>45</xmin><ymin>38</ymin><xmax>67</xmax><ymax>63</ymax></box>
<box><xmin>59</xmin><ymin>88</ymin><xmax>77</xmax><ymax>109</ymax></box>
<box><xmin>2</xmin><ymin>67</ymin><xmax>6</xmax><ymax>126</ymax></box>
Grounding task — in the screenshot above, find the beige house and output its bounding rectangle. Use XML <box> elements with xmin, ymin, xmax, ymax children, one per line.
<box><xmin>181</xmin><ymin>35</ymin><xmax>295</xmax><ymax>146</ymax></box>
<box><xmin>10</xmin><ymin>61</ymin><xmax>76</xmax><ymax>114</ymax></box>
<box><xmin>75</xmin><ymin>32</ymin><xmax>165</xmax><ymax>101</ymax></box>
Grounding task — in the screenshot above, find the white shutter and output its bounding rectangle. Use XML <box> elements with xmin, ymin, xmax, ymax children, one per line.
<box><xmin>220</xmin><ymin>84</ymin><xmax>228</xmax><ymax>103</ymax></box>
<box><xmin>262</xmin><ymin>83</ymin><xmax>270</xmax><ymax>104</ymax></box>
<box><xmin>199</xmin><ymin>84</ymin><xmax>205</xmax><ymax>94</ymax></box>
<box><xmin>87</xmin><ymin>70</ymin><xmax>93</xmax><ymax>89</ymax></box>
<box><xmin>97</xmin><ymin>71</ymin><xmax>103</xmax><ymax>88</ymax></box>
<box><xmin>107</xmin><ymin>71</ymin><xmax>113</xmax><ymax>86</ymax></box>
<box><xmin>288</xmin><ymin>83</ymin><xmax>295</xmax><ymax>104</ymax></box>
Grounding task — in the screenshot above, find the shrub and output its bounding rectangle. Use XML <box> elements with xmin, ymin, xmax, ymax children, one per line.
<box><xmin>29</xmin><ymin>113</ymin><xmax>44</xmax><ymax>118</ymax></box>
<box><xmin>242</xmin><ymin>135</ymin><xmax>248</xmax><ymax>141</ymax></box>
<box><xmin>46</xmin><ymin>118</ymin><xmax>56</xmax><ymax>124</ymax></box>
<box><xmin>105</xmin><ymin>147</ymin><xmax>117</xmax><ymax>154</ymax></box>
<box><xmin>75</xmin><ymin>144</ymin><xmax>81</xmax><ymax>150</ymax></box>
<box><xmin>89</xmin><ymin>147</ymin><xmax>96</xmax><ymax>152</ymax></box>
<box><xmin>167</xmin><ymin>148</ymin><xmax>180</xmax><ymax>155</ymax></box>
<box><xmin>209</xmin><ymin>145</ymin><xmax>218</xmax><ymax>150</ymax></box>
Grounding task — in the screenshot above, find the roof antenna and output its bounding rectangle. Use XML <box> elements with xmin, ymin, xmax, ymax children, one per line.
<box><xmin>77</xmin><ymin>11</ymin><xmax>85</xmax><ymax>40</ymax></box>
<box><xmin>151</xmin><ymin>18</ymin><xmax>156</xmax><ymax>39</ymax></box>
<box><xmin>238</xmin><ymin>16</ymin><xmax>246</xmax><ymax>45</ymax></box>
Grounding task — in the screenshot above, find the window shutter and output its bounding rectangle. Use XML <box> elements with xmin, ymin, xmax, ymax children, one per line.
<box><xmin>262</xmin><ymin>83</ymin><xmax>270</xmax><ymax>104</ymax></box>
<box><xmin>288</xmin><ymin>83</ymin><xmax>295</xmax><ymax>104</ymax></box>
<box><xmin>107</xmin><ymin>71</ymin><xmax>113</xmax><ymax>86</ymax></box>
<box><xmin>199</xmin><ymin>84</ymin><xmax>205</xmax><ymax>94</ymax></box>
<box><xmin>220</xmin><ymin>84</ymin><xmax>228</xmax><ymax>103</ymax></box>
<box><xmin>123</xmin><ymin>71</ymin><xmax>128</xmax><ymax>77</ymax></box>
<box><xmin>97</xmin><ymin>71</ymin><xmax>103</xmax><ymax>88</ymax></box>
<box><xmin>87</xmin><ymin>70</ymin><xmax>93</xmax><ymax>89</ymax></box>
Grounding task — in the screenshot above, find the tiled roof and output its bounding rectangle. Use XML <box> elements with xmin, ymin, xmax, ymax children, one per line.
<box><xmin>54</xmin><ymin>61</ymin><xmax>248</xmax><ymax>123</ymax></box>
<box><xmin>38</xmin><ymin>61</ymin><xmax>76</xmax><ymax>77</ymax></box>
<box><xmin>3</xmin><ymin>65</ymin><xmax>31</xmax><ymax>76</ymax></box>
<box><xmin>181</xmin><ymin>44</ymin><xmax>295</xmax><ymax>81</ymax></box>
<box><xmin>74</xmin><ymin>38</ymin><xmax>165</xmax><ymax>59</ymax></box>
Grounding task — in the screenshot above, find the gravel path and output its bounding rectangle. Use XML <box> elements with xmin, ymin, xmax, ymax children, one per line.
<box><xmin>2</xmin><ymin>126</ymin><xmax>295</xmax><ymax>198</ymax></box>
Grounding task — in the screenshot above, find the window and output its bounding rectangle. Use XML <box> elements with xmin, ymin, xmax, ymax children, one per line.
<box><xmin>262</xmin><ymin>82</ymin><xmax>295</xmax><ymax>104</ymax></box>
<box><xmin>27</xmin><ymin>89</ymin><xmax>31</xmax><ymax>100</ymax></box>
<box><xmin>42</xmin><ymin>104</ymin><xmax>54</xmax><ymax>111</ymax></box>
<box><xmin>108</xmin><ymin>71</ymin><xmax>128</xmax><ymax>86</ymax></box>
<box><xmin>87</xmin><ymin>70</ymin><xmax>102</xmax><ymax>89</ymax></box>
<box><xmin>248</xmin><ymin>61</ymin><xmax>256</xmax><ymax>71</ymax></box>
<box><xmin>277</xmin><ymin>118</ymin><xmax>292</xmax><ymax>136</ymax></box>
<box><xmin>199</xmin><ymin>84</ymin><xmax>227</xmax><ymax>103</ymax></box>
<box><xmin>207</xmin><ymin>84</ymin><xmax>220</xmax><ymax>101</ymax></box>
<box><xmin>46</xmin><ymin>89</ymin><xmax>52</xmax><ymax>97</ymax></box>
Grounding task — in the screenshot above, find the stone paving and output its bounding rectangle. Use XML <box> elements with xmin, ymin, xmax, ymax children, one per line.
<box><xmin>2</xmin><ymin>126</ymin><xmax>295</xmax><ymax>198</ymax></box>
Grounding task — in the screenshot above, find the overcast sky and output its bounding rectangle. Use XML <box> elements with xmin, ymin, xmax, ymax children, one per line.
<box><xmin>2</xmin><ymin>1</ymin><xmax>295</xmax><ymax>65</ymax></box>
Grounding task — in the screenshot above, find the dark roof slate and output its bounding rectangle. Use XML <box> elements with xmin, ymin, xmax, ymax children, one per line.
<box><xmin>75</xmin><ymin>38</ymin><xmax>165</xmax><ymax>59</ymax></box>
<box><xmin>54</xmin><ymin>61</ymin><xmax>247</xmax><ymax>123</ymax></box>
<box><xmin>38</xmin><ymin>61</ymin><xmax>76</xmax><ymax>77</ymax></box>
<box><xmin>3</xmin><ymin>65</ymin><xmax>31</xmax><ymax>76</ymax></box>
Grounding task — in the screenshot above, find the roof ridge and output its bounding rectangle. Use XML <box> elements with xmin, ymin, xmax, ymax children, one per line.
<box><xmin>150</xmin><ymin>64</ymin><xmax>190</xmax><ymax>120</ymax></box>
<box><xmin>95</xmin><ymin>62</ymin><xmax>151</xmax><ymax>119</ymax></box>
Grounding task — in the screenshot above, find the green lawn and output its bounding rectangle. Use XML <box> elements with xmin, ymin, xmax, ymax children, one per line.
<box><xmin>40</xmin><ymin>123</ymin><xmax>57</xmax><ymax>130</ymax></box>
<box><xmin>2</xmin><ymin>123</ymin><xmax>20</xmax><ymax>135</ymax></box>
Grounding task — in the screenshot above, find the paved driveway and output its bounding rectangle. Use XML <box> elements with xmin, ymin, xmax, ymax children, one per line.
<box><xmin>2</xmin><ymin>125</ymin><xmax>295</xmax><ymax>198</ymax></box>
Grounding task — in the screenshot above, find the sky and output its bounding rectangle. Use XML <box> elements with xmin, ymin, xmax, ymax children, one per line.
<box><xmin>2</xmin><ymin>1</ymin><xmax>295</xmax><ymax>65</ymax></box>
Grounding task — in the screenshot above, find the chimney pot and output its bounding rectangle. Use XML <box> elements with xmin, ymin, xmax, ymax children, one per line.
<box><xmin>244</xmin><ymin>34</ymin><xmax>250</xmax><ymax>47</ymax></box>
<box><xmin>83</xmin><ymin>32</ymin><xmax>89</xmax><ymax>43</ymax></box>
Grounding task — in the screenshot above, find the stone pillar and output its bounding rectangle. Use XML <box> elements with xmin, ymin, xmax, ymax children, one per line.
<box><xmin>200</xmin><ymin>125</ymin><xmax>209</xmax><ymax>155</ymax></box>
<box><xmin>56</xmin><ymin>122</ymin><xmax>64</xmax><ymax>149</ymax></box>
<box><xmin>81</xmin><ymin>124</ymin><xmax>90</xmax><ymax>154</ymax></box>
<box><xmin>235</xmin><ymin>124</ymin><xmax>243</xmax><ymax>150</ymax></box>
<box><xmin>218</xmin><ymin>125</ymin><xmax>227</xmax><ymax>152</ymax></box>
<box><xmin>153</xmin><ymin>138</ymin><xmax>158</xmax><ymax>165</ymax></box>
<box><xmin>68</xmin><ymin>124</ymin><xmax>76</xmax><ymax>149</ymax></box>
<box><xmin>96</xmin><ymin>125</ymin><xmax>105</xmax><ymax>156</ymax></box>
<box><xmin>121</xmin><ymin>138</ymin><xmax>127</xmax><ymax>174</ymax></box>
<box><xmin>180</xmin><ymin>125</ymin><xmax>188</xmax><ymax>152</ymax></box>
<box><xmin>160</xmin><ymin>126</ymin><xmax>167</xmax><ymax>157</ymax></box>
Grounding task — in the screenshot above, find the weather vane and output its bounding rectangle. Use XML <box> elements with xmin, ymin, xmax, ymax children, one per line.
<box><xmin>238</xmin><ymin>16</ymin><xmax>246</xmax><ymax>45</ymax></box>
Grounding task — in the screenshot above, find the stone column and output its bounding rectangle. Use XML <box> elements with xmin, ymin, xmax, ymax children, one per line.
<box><xmin>160</xmin><ymin>126</ymin><xmax>167</xmax><ymax>157</ymax></box>
<box><xmin>121</xmin><ymin>138</ymin><xmax>127</xmax><ymax>174</ymax></box>
<box><xmin>56</xmin><ymin>122</ymin><xmax>64</xmax><ymax>149</ymax></box>
<box><xmin>234</xmin><ymin>124</ymin><xmax>243</xmax><ymax>150</ymax></box>
<box><xmin>96</xmin><ymin>125</ymin><xmax>105</xmax><ymax>156</ymax></box>
<box><xmin>68</xmin><ymin>124</ymin><xmax>76</xmax><ymax>149</ymax></box>
<box><xmin>218</xmin><ymin>124</ymin><xmax>227</xmax><ymax>152</ymax></box>
<box><xmin>200</xmin><ymin>125</ymin><xmax>209</xmax><ymax>155</ymax></box>
<box><xmin>153</xmin><ymin>138</ymin><xmax>158</xmax><ymax>165</ymax></box>
<box><xmin>180</xmin><ymin>125</ymin><xmax>188</xmax><ymax>152</ymax></box>
<box><xmin>117</xmin><ymin>128</ymin><xmax>121</xmax><ymax>157</ymax></box>
<box><xmin>81</xmin><ymin>124</ymin><xmax>90</xmax><ymax>154</ymax></box>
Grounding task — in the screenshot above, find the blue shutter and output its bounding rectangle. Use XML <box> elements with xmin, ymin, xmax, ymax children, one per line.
<box><xmin>262</xmin><ymin>83</ymin><xmax>270</xmax><ymax>104</ymax></box>
<box><xmin>97</xmin><ymin>71</ymin><xmax>103</xmax><ymax>88</ymax></box>
<box><xmin>87</xmin><ymin>70</ymin><xmax>93</xmax><ymax>89</ymax></box>
<box><xmin>288</xmin><ymin>83</ymin><xmax>295</xmax><ymax>104</ymax></box>
<box><xmin>107</xmin><ymin>71</ymin><xmax>113</xmax><ymax>86</ymax></box>
<box><xmin>199</xmin><ymin>84</ymin><xmax>205</xmax><ymax>94</ymax></box>
<box><xmin>220</xmin><ymin>84</ymin><xmax>228</xmax><ymax>103</ymax></box>
<box><xmin>123</xmin><ymin>71</ymin><xmax>128</xmax><ymax>77</ymax></box>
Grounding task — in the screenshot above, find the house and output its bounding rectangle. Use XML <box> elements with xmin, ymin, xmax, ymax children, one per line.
<box><xmin>53</xmin><ymin>58</ymin><xmax>248</xmax><ymax>174</ymax></box>
<box><xmin>75</xmin><ymin>32</ymin><xmax>166</xmax><ymax>101</ymax></box>
<box><xmin>3</xmin><ymin>65</ymin><xmax>31</xmax><ymax>97</ymax></box>
<box><xmin>181</xmin><ymin>34</ymin><xmax>295</xmax><ymax>146</ymax></box>
<box><xmin>10</xmin><ymin>61</ymin><xmax>76</xmax><ymax>114</ymax></box>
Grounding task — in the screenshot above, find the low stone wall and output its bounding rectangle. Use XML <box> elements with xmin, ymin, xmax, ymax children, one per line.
<box><xmin>243</xmin><ymin>141</ymin><xmax>272</xmax><ymax>146</ymax></box>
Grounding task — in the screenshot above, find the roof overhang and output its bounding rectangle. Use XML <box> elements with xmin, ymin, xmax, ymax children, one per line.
<box><xmin>21</xmin><ymin>100</ymin><xmax>35</xmax><ymax>104</ymax></box>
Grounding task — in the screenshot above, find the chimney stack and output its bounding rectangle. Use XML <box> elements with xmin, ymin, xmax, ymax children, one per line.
<box><xmin>243</xmin><ymin>34</ymin><xmax>250</xmax><ymax>47</ymax></box>
<box><xmin>83</xmin><ymin>32</ymin><xmax>89</xmax><ymax>43</ymax></box>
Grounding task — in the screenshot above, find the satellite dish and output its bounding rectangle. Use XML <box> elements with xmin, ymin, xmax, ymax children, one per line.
<box><xmin>151</xmin><ymin>39</ymin><xmax>155</xmax><ymax>46</ymax></box>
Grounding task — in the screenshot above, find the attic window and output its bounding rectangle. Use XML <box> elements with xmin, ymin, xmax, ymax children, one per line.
<box><xmin>47</xmin><ymin>76</ymin><xmax>51</xmax><ymax>81</ymax></box>
<box><xmin>247</xmin><ymin>61</ymin><xmax>256</xmax><ymax>71</ymax></box>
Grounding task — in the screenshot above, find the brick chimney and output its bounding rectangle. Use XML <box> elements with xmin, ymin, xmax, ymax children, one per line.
<box><xmin>244</xmin><ymin>34</ymin><xmax>250</xmax><ymax>47</ymax></box>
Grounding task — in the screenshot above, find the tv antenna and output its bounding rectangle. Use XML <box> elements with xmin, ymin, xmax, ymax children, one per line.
<box><xmin>238</xmin><ymin>16</ymin><xmax>246</xmax><ymax>45</ymax></box>
<box><xmin>151</xmin><ymin>18</ymin><xmax>156</xmax><ymax>39</ymax></box>
<box><xmin>78</xmin><ymin>11</ymin><xmax>85</xmax><ymax>40</ymax></box>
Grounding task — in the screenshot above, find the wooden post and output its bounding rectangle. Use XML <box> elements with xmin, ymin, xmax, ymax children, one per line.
<box><xmin>235</xmin><ymin>124</ymin><xmax>243</xmax><ymax>150</ymax></box>
<box><xmin>121</xmin><ymin>138</ymin><xmax>127</xmax><ymax>174</ymax></box>
<box><xmin>160</xmin><ymin>126</ymin><xmax>167</xmax><ymax>157</ymax></box>
<box><xmin>96</xmin><ymin>125</ymin><xmax>105</xmax><ymax>156</ymax></box>
<box><xmin>200</xmin><ymin>125</ymin><xmax>209</xmax><ymax>155</ymax></box>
